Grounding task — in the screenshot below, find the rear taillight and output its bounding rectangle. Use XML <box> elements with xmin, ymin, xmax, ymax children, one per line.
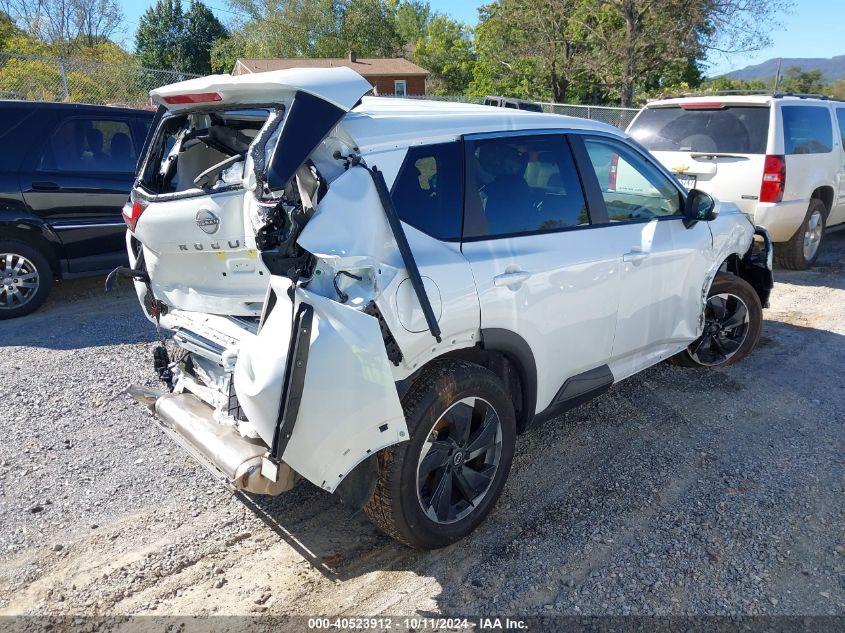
<box><xmin>679</xmin><ymin>101</ymin><xmax>725</xmax><ymax>110</ymax></box>
<box><xmin>760</xmin><ymin>155</ymin><xmax>786</xmax><ymax>203</ymax></box>
<box><xmin>609</xmin><ymin>153</ymin><xmax>619</xmax><ymax>190</ymax></box>
<box><xmin>162</xmin><ymin>92</ymin><xmax>222</xmax><ymax>105</ymax></box>
<box><xmin>122</xmin><ymin>191</ymin><xmax>147</xmax><ymax>232</ymax></box>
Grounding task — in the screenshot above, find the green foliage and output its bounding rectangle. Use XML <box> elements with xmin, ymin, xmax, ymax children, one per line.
<box><xmin>135</xmin><ymin>0</ymin><xmax>227</xmax><ymax>73</ymax></box>
<box><xmin>135</xmin><ymin>0</ymin><xmax>185</xmax><ymax>70</ymax></box>
<box><xmin>413</xmin><ymin>16</ymin><xmax>474</xmax><ymax>95</ymax></box>
<box><xmin>182</xmin><ymin>2</ymin><xmax>228</xmax><ymax>74</ymax></box>
<box><xmin>468</xmin><ymin>2</ymin><xmax>552</xmax><ymax>101</ymax></box>
<box><xmin>779</xmin><ymin>67</ymin><xmax>826</xmax><ymax>94</ymax></box>
<box><xmin>337</xmin><ymin>0</ymin><xmax>402</xmax><ymax>57</ymax></box>
<box><xmin>395</xmin><ymin>0</ymin><xmax>431</xmax><ymax>46</ymax></box>
<box><xmin>210</xmin><ymin>30</ymin><xmax>247</xmax><ymax>73</ymax></box>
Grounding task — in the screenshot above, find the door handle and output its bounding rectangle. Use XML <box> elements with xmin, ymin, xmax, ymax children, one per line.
<box><xmin>493</xmin><ymin>271</ymin><xmax>532</xmax><ymax>288</ymax></box>
<box><xmin>32</xmin><ymin>181</ymin><xmax>60</xmax><ymax>191</ymax></box>
<box><xmin>623</xmin><ymin>250</ymin><xmax>649</xmax><ymax>263</ymax></box>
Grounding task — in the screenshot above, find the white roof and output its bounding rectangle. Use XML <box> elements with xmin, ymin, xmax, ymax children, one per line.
<box><xmin>150</xmin><ymin>65</ymin><xmax>626</xmax><ymax>149</ymax></box>
<box><xmin>344</xmin><ymin>96</ymin><xmax>624</xmax><ymax>152</ymax></box>
<box><xmin>150</xmin><ymin>66</ymin><xmax>373</xmax><ymax>112</ymax></box>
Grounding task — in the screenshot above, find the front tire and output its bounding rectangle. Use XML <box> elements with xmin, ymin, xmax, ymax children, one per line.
<box><xmin>0</xmin><ymin>239</ymin><xmax>53</xmax><ymax>320</ymax></box>
<box><xmin>775</xmin><ymin>198</ymin><xmax>826</xmax><ymax>270</ymax></box>
<box><xmin>364</xmin><ymin>361</ymin><xmax>516</xmax><ymax>549</ymax></box>
<box><xmin>670</xmin><ymin>272</ymin><xmax>762</xmax><ymax>368</ymax></box>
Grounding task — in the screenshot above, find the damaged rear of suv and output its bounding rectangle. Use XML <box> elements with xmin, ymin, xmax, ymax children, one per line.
<box><xmin>124</xmin><ymin>67</ymin><xmax>772</xmax><ymax>549</ymax></box>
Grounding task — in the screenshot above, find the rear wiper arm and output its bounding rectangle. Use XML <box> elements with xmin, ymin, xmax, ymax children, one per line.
<box><xmin>690</xmin><ymin>152</ymin><xmax>749</xmax><ymax>159</ymax></box>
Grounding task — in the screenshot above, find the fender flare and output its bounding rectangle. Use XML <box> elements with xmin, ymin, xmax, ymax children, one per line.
<box><xmin>479</xmin><ymin>328</ymin><xmax>537</xmax><ymax>432</ymax></box>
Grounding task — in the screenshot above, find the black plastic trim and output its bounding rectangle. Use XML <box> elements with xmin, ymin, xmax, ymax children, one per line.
<box><xmin>567</xmin><ymin>134</ymin><xmax>610</xmax><ymax>224</ymax></box>
<box><xmin>479</xmin><ymin>328</ymin><xmax>537</xmax><ymax>432</ymax></box>
<box><xmin>368</xmin><ymin>164</ymin><xmax>442</xmax><ymax>342</ymax></box>
<box><xmin>742</xmin><ymin>227</ymin><xmax>774</xmax><ymax>308</ymax></box>
<box><xmin>137</xmin><ymin>105</ymin><xmax>166</xmax><ymax>175</ymax></box>
<box><xmin>528</xmin><ymin>364</ymin><xmax>614</xmax><ymax>430</ymax></box>
<box><xmin>270</xmin><ymin>302</ymin><xmax>314</xmax><ymax>461</ymax></box>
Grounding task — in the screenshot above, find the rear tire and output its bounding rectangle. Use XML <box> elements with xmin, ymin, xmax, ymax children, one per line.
<box><xmin>364</xmin><ymin>360</ymin><xmax>516</xmax><ymax>549</ymax></box>
<box><xmin>774</xmin><ymin>198</ymin><xmax>826</xmax><ymax>270</ymax></box>
<box><xmin>669</xmin><ymin>272</ymin><xmax>762</xmax><ymax>368</ymax></box>
<box><xmin>0</xmin><ymin>239</ymin><xmax>53</xmax><ymax>320</ymax></box>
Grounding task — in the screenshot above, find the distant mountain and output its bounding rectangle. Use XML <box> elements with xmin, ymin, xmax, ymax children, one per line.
<box><xmin>722</xmin><ymin>55</ymin><xmax>845</xmax><ymax>83</ymax></box>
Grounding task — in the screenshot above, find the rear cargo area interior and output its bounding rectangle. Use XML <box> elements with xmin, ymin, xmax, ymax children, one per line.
<box><xmin>142</xmin><ymin>110</ymin><xmax>269</xmax><ymax>195</ymax></box>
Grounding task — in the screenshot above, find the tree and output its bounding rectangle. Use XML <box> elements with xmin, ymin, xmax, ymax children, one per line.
<box><xmin>829</xmin><ymin>80</ymin><xmax>845</xmax><ymax>101</ymax></box>
<box><xmin>135</xmin><ymin>0</ymin><xmax>184</xmax><ymax>69</ymax></box>
<box><xmin>1</xmin><ymin>0</ymin><xmax>123</xmax><ymax>52</ymax></box>
<box><xmin>135</xmin><ymin>0</ymin><xmax>227</xmax><ymax>73</ymax></box>
<box><xmin>336</xmin><ymin>0</ymin><xmax>402</xmax><ymax>57</ymax></box>
<box><xmin>182</xmin><ymin>1</ymin><xmax>228</xmax><ymax>74</ymax></box>
<box><xmin>395</xmin><ymin>0</ymin><xmax>431</xmax><ymax>49</ymax></box>
<box><xmin>779</xmin><ymin>67</ymin><xmax>826</xmax><ymax>94</ymax></box>
<box><xmin>413</xmin><ymin>15</ymin><xmax>474</xmax><ymax>95</ymax></box>
<box><xmin>471</xmin><ymin>0</ymin><xmax>595</xmax><ymax>103</ymax></box>
<box><xmin>210</xmin><ymin>30</ymin><xmax>247</xmax><ymax>73</ymax></box>
<box><xmin>582</xmin><ymin>0</ymin><xmax>792</xmax><ymax>107</ymax></box>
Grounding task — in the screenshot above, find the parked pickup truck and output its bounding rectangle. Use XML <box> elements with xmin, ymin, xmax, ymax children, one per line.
<box><xmin>124</xmin><ymin>68</ymin><xmax>773</xmax><ymax>548</ymax></box>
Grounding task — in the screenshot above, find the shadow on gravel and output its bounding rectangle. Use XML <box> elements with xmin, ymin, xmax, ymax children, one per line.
<box><xmin>0</xmin><ymin>277</ymin><xmax>155</xmax><ymax>350</ymax></box>
<box><xmin>222</xmin><ymin>316</ymin><xmax>845</xmax><ymax>614</ymax></box>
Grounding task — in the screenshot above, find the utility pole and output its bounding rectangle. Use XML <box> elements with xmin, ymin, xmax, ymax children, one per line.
<box><xmin>773</xmin><ymin>58</ymin><xmax>783</xmax><ymax>93</ymax></box>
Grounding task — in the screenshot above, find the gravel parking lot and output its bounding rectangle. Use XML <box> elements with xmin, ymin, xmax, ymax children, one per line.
<box><xmin>1</xmin><ymin>232</ymin><xmax>844</xmax><ymax>619</ymax></box>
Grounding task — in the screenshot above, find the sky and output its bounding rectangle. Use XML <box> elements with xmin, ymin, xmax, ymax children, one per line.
<box><xmin>116</xmin><ymin>0</ymin><xmax>839</xmax><ymax>77</ymax></box>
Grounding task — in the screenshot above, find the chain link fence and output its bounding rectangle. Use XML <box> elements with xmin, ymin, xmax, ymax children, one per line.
<box><xmin>401</xmin><ymin>94</ymin><xmax>638</xmax><ymax>129</ymax></box>
<box><xmin>0</xmin><ymin>52</ymin><xmax>199</xmax><ymax>108</ymax></box>
<box><xmin>535</xmin><ymin>102</ymin><xmax>639</xmax><ymax>130</ymax></box>
<box><xmin>0</xmin><ymin>52</ymin><xmax>639</xmax><ymax>129</ymax></box>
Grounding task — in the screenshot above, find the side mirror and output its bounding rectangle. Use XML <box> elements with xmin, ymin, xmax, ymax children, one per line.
<box><xmin>683</xmin><ymin>189</ymin><xmax>717</xmax><ymax>228</ymax></box>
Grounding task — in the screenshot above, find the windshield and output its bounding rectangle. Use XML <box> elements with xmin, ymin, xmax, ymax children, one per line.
<box><xmin>629</xmin><ymin>105</ymin><xmax>770</xmax><ymax>154</ymax></box>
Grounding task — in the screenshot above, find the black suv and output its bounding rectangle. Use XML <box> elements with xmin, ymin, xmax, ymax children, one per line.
<box><xmin>0</xmin><ymin>101</ymin><xmax>154</xmax><ymax>319</ymax></box>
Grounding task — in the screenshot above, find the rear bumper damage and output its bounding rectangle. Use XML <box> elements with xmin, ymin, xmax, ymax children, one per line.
<box><xmin>128</xmin><ymin>386</ymin><xmax>296</xmax><ymax>495</ymax></box>
<box><xmin>128</xmin><ymin>274</ymin><xmax>407</xmax><ymax>498</ymax></box>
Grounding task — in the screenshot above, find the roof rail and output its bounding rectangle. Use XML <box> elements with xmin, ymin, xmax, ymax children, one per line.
<box><xmin>649</xmin><ymin>89</ymin><xmax>843</xmax><ymax>103</ymax></box>
<box><xmin>774</xmin><ymin>92</ymin><xmax>837</xmax><ymax>100</ymax></box>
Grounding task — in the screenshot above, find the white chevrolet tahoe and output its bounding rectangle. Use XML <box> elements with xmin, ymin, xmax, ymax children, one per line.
<box><xmin>120</xmin><ymin>68</ymin><xmax>773</xmax><ymax>549</ymax></box>
<box><xmin>628</xmin><ymin>94</ymin><xmax>845</xmax><ymax>269</ymax></box>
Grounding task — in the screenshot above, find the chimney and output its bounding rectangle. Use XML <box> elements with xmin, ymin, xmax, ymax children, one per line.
<box><xmin>348</xmin><ymin>50</ymin><xmax>357</xmax><ymax>63</ymax></box>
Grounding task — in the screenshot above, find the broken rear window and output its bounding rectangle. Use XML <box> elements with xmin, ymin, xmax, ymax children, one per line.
<box><xmin>139</xmin><ymin>109</ymin><xmax>270</xmax><ymax>195</ymax></box>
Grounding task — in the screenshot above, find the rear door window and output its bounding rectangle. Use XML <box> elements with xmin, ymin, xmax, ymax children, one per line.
<box><xmin>391</xmin><ymin>142</ymin><xmax>463</xmax><ymax>241</ymax></box>
<box><xmin>39</xmin><ymin>117</ymin><xmax>138</xmax><ymax>173</ymax></box>
<box><xmin>0</xmin><ymin>106</ymin><xmax>46</xmax><ymax>171</ymax></box>
<box><xmin>629</xmin><ymin>105</ymin><xmax>770</xmax><ymax>154</ymax></box>
<box><xmin>782</xmin><ymin>105</ymin><xmax>833</xmax><ymax>154</ymax></box>
<box><xmin>463</xmin><ymin>134</ymin><xmax>588</xmax><ymax>239</ymax></box>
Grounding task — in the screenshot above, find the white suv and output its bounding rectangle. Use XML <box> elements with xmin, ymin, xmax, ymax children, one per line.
<box><xmin>628</xmin><ymin>94</ymin><xmax>845</xmax><ymax>269</ymax></box>
<box><xmin>120</xmin><ymin>68</ymin><xmax>773</xmax><ymax>548</ymax></box>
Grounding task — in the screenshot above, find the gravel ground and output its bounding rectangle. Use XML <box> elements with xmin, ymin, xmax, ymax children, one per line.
<box><xmin>0</xmin><ymin>232</ymin><xmax>844</xmax><ymax>619</ymax></box>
